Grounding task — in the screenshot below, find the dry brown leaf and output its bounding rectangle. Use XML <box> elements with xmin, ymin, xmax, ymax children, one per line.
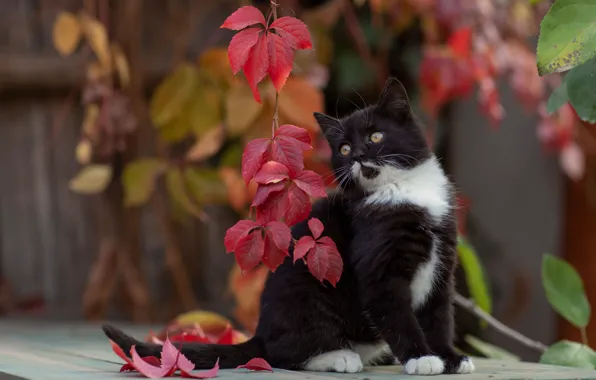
<box><xmin>225</xmin><ymin>83</ymin><xmax>263</xmax><ymax>136</ymax></box>
<box><xmin>53</xmin><ymin>12</ymin><xmax>82</xmax><ymax>56</ymax></box>
<box><xmin>69</xmin><ymin>164</ymin><xmax>112</xmax><ymax>194</ymax></box>
<box><xmin>277</xmin><ymin>77</ymin><xmax>323</xmax><ymax>132</ymax></box>
<box><xmin>75</xmin><ymin>140</ymin><xmax>92</xmax><ymax>164</ymax></box>
<box><xmin>79</xmin><ymin>12</ymin><xmax>111</xmax><ymax>71</ymax></box>
<box><xmin>186</xmin><ymin>124</ymin><xmax>225</xmax><ymax>162</ymax></box>
<box><xmin>219</xmin><ymin>167</ymin><xmax>247</xmax><ymax>213</ymax></box>
<box><xmin>150</xmin><ymin>63</ymin><xmax>198</xmax><ymax>127</ymax></box>
<box><xmin>111</xmin><ymin>43</ymin><xmax>130</xmax><ymax>88</ymax></box>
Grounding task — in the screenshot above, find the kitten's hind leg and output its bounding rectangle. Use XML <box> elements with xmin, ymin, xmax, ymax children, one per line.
<box><xmin>303</xmin><ymin>349</ymin><xmax>364</xmax><ymax>373</ymax></box>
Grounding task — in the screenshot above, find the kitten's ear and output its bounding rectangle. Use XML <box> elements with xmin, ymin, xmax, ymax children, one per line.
<box><xmin>313</xmin><ymin>112</ymin><xmax>341</xmax><ymax>138</ymax></box>
<box><xmin>377</xmin><ymin>78</ymin><xmax>413</xmax><ymax>121</ymax></box>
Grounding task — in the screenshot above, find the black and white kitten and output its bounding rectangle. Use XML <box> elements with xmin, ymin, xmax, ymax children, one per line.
<box><xmin>103</xmin><ymin>78</ymin><xmax>474</xmax><ymax>376</ymax></box>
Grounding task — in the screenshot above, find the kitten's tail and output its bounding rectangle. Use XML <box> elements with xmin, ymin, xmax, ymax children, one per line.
<box><xmin>102</xmin><ymin>324</ymin><xmax>267</xmax><ymax>369</ymax></box>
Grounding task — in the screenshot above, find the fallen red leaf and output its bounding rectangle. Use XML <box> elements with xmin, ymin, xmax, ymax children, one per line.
<box><xmin>121</xmin><ymin>356</ymin><xmax>162</xmax><ymax>372</ymax></box>
<box><xmin>236</xmin><ymin>357</ymin><xmax>273</xmax><ymax>372</ymax></box>
<box><xmin>216</xmin><ymin>325</ymin><xmax>234</xmax><ymax>345</ymax></box>
<box><xmin>110</xmin><ymin>339</ymin><xmax>131</xmax><ymax>363</ymax></box>
<box><xmin>448</xmin><ymin>27</ymin><xmax>472</xmax><ymax>59</ymax></box>
<box><xmin>221</xmin><ymin>6</ymin><xmax>313</xmax><ymax>102</ymax></box>
<box><xmin>179</xmin><ymin>358</ymin><xmax>220</xmax><ymax>379</ymax></box>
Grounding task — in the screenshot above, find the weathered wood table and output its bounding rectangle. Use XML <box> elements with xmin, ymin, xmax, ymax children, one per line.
<box><xmin>0</xmin><ymin>319</ymin><xmax>595</xmax><ymax>380</ymax></box>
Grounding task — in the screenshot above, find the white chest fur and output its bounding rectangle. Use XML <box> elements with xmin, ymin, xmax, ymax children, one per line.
<box><xmin>356</xmin><ymin>155</ymin><xmax>450</xmax><ymax>309</ymax></box>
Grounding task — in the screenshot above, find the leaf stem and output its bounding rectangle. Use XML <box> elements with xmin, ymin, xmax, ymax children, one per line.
<box><xmin>581</xmin><ymin>326</ymin><xmax>589</xmax><ymax>346</ymax></box>
<box><xmin>272</xmin><ymin>92</ymin><xmax>280</xmax><ymax>136</ymax></box>
<box><xmin>454</xmin><ymin>293</ymin><xmax>548</xmax><ymax>353</ymax></box>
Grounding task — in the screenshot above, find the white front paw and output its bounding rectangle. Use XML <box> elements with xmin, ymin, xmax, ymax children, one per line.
<box><xmin>332</xmin><ymin>351</ymin><xmax>363</xmax><ymax>373</ymax></box>
<box><xmin>404</xmin><ymin>355</ymin><xmax>445</xmax><ymax>375</ymax></box>
<box><xmin>456</xmin><ymin>357</ymin><xmax>475</xmax><ymax>374</ymax></box>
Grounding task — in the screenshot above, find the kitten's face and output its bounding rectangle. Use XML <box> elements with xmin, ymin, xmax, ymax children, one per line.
<box><xmin>314</xmin><ymin>78</ymin><xmax>430</xmax><ymax>192</ymax></box>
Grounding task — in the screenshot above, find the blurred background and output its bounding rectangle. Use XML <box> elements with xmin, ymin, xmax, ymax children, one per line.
<box><xmin>0</xmin><ymin>0</ymin><xmax>594</xmax><ymax>364</ymax></box>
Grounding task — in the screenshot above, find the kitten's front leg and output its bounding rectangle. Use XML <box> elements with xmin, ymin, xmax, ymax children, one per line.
<box><xmin>357</xmin><ymin>276</ymin><xmax>444</xmax><ymax>375</ymax></box>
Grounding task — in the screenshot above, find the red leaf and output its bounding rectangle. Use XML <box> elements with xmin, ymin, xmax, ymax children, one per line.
<box><xmin>221</xmin><ymin>6</ymin><xmax>266</xmax><ymax>30</ymax></box>
<box><xmin>448</xmin><ymin>27</ymin><xmax>472</xmax><ymax>59</ymax></box>
<box><xmin>242</xmin><ymin>138</ymin><xmax>269</xmax><ymax>184</ymax></box>
<box><xmin>306</xmin><ymin>243</ymin><xmax>330</xmax><ymax>283</ymax></box>
<box><xmin>243</xmin><ymin>32</ymin><xmax>269</xmax><ymax>103</ymax></box>
<box><xmin>256</xmin><ymin>188</ymin><xmax>289</xmax><ymax>224</ymax></box>
<box><xmin>262</xmin><ymin>235</ymin><xmax>289</xmax><ymax>271</ymax></box>
<box><xmin>308</xmin><ymin>218</ymin><xmax>324</xmax><ymax>239</ymax></box>
<box><xmin>252</xmin><ymin>182</ymin><xmax>286</xmax><ymax>207</ymax></box>
<box><xmin>265</xmin><ymin>221</ymin><xmax>292</xmax><ymax>252</ymax></box>
<box><xmin>318</xmin><ymin>236</ymin><xmax>343</xmax><ymax>286</ymax></box>
<box><xmin>270</xmin><ymin>137</ymin><xmax>306</xmax><ymax>175</ymax></box>
<box><xmin>284</xmin><ymin>183</ymin><xmax>311</xmax><ymax>226</ymax></box>
<box><xmin>267</xmin><ymin>33</ymin><xmax>294</xmax><ymax>92</ymax></box>
<box><xmin>216</xmin><ymin>325</ymin><xmax>234</xmax><ymax>345</ymax></box>
<box><xmin>275</xmin><ymin>125</ymin><xmax>312</xmax><ymax>147</ymax></box>
<box><xmin>294</xmin><ymin>170</ymin><xmax>327</xmax><ymax>198</ymax></box>
<box><xmin>110</xmin><ymin>339</ymin><xmax>132</xmax><ymax>363</ymax></box>
<box><xmin>180</xmin><ymin>358</ymin><xmax>220</xmax><ymax>379</ymax></box>
<box><xmin>236</xmin><ymin>358</ymin><xmax>273</xmax><ymax>372</ymax></box>
<box><xmin>170</xmin><ymin>333</ymin><xmax>211</xmax><ymax>344</ymax></box>
<box><xmin>293</xmin><ymin>236</ymin><xmax>315</xmax><ymax>263</ymax></box>
<box><xmin>121</xmin><ymin>356</ymin><xmax>161</xmax><ymax>372</ymax></box>
<box><xmin>130</xmin><ymin>345</ymin><xmax>173</xmax><ymax>378</ymax></box>
<box><xmin>254</xmin><ymin>161</ymin><xmax>290</xmax><ymax>184</ymax></box>
<box><xmin>160</xmin><ymin>339</ymin><xmax>181</xmax><ymax>376</ymax></box>
<box><xmin>224</xmin><ymin>220</ymin><xmax>260</xmax><ymax>253</ymax></box>
<box><xmin>228</xmin><ymin>27</ymin><xmax>263</xmax><ymax>74</ymax></box>
<box><xmin>270</xmin><ymin>17</ymin><xmax>313</xmax><ymax>50</ymax></box>
<box><xmin>234</xmin><ymin>231</ymin><xmax>265</xmax><ymax>270</ymax></box>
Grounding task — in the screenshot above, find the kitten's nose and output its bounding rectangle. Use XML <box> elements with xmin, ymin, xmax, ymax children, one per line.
<box><xmin>353</xmin><ymin>150</ymin><xmax>365</xmax><ymax>160</ymax></box>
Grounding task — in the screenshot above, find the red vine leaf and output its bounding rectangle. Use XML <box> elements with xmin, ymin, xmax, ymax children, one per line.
<box><xmin>130</xmin><ymin>345</ymin><xmax>174</xmax><ymax>378</ymax></box>
<box><xmin>228</xmin><ymin>28</ymin><xmax>262</xmax><ymax>74</ymax></box>
<box><xmin>252</xmin><ymin>182</ymin><xmax>286</xmax><ymax>207</ymax></box>
<box><xmin>236</xmin><ymin>358</ymin><xmax>273</xmax><ymax>372</ymax></box>
<box><xmin>267</xmin><ymin>33</ymin><xmax>295</xmax><ymax>92</ymax></box>
<box><xmin>254</xmin><ymin>161</ymin><xmax>290</xmax><ymax>184</ymax></box>
<box><xmin>294</xmin><ymin>170</ymin><xmax>327</xmax><ymax>197</ymax></box>
<box><xmin>262</xmin><ymin>234</ymin><xmax>289</xmax><ymax>271</ymax></box>
<box><xmin>270</xmin><ymin>17</ymin><xmax>313</xmax><ymax>50</ymax></box>
<box><xmin>318</xmin><ymin>236</ymin><xmax>343</xmax><ymax>286</ymax></box>
<box><xmin>221</xmin><ymin>6</ymin><xmax>266</xmax><ymax>30</ymax></box>
<box><xmin>306</xmin><ymin>244</ymin><xmax>330</xmax><ymax>283</ymax></box>
<box><xmin>242</xmin><ymin>138</ymin><xmax>269</xmax><ymax>185</ymax></box>
<box><xmin>243</xmin><ymin>32</ymin><xmax>269</xmax><ymax>103</ymax></box>
<box><xmin>284</xmin><ymin>183</ymin><xmax>311</xmax><ymax>226</ymax></box>
<box><xmin>224</xmin><ymin>220</ymin><xmax>260</xmax><ymax>253</ymax></box>
<box><xmin>265</xmin><ymin>221</ymin><xmax>292</xmax><ymax>252</ymax></box>
<box><xmin>275</xmin><ymin>124</ymin><xmax>312</xmax><ymax>147</ymax></box>
<box><xmin>293</xmin><ymin>236</ymin><xmax>315</xmax><ymax>263</ymax></box>
<box><xmin>256</xmin><ymin>188</ymin><xmax>289</xmax><ymax>224</ymax></box>
<box><xmin>307</xmin><ymin>218</ymin><xmax>324</xmax><ymax>239</ymax></box>
<box><xmin>234</xmin><ymin>231</ymin><xmax>265</xmax><ymax>270</ymax></box>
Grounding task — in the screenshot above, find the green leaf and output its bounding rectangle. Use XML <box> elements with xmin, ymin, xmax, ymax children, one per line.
<box><xmin>187</xmin><ymin>82</ymin><xmax>222</xmax><ymax>137</ymax></box>
<box><xmin>457</xmin><ymin>237</ymin><xmax>492</xmax><ymax>316</ymax></box>
<box><xmin>540</xmin><ymin>340</ymin><xmax>596</xmax><ymax>369</ymax></box>
<box><xmin>165</xmin><ymin>168</ymin><xmax>202</xmax><ymax>218</ymax></box>
<box><xmin>565</xmin><ymin>57</ymin><xmax>596</xmax><ymax>123</ymax></box>
<box><xmin>542</xmin><ymin>254</ymin><xmax>591</xmax><ymax>328</ymax></box>
<box><xmin>150</xmin><ymin>63</ymin><xmax>198</xmax><ymax>126</ymax></box>
<box><xmin>464</xmin><ymin>335</ymin><xmax>520</xmax><ymax>361</ymax></box>
<box><xmin>546</xmin><ymin>79</ymin><xmax>569</xmax><ymax>114</ymax></box>
<box><xmin>68</xmin><ymin>164</ymin><xmax>112</xmax><ymax>194</ymax></box>
<box><xmin>219</xmin><ymin>142</ymin><xmax>243</xmax><ymax>168</ymax></box>
<box><xmin>536</xmin><ymin>0</ymin><xmax>596</xmax><ymax>75</ymax></box>
<box><xmin>122</xmin><ymin>158</ymin><xmax>165</xmax><ymax>206</ymax></box>
<box><xmin>185</xmin><ymin>168</ymin><xmax>228</xmax><ymax>204</ymax></box>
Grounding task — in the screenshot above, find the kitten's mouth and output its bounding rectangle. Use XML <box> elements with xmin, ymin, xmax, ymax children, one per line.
<box><xmin>361</xmin><ymin>165</ymin><xmax>380</xmax><ymax>179</ymax></box>
<box><xmin>352</xmin><ymin>161</ymin><xmax>380</xmax><ymax>180</ymax></box>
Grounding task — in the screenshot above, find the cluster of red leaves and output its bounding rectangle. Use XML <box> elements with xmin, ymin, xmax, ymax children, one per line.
<box><xmin>224</xmin><ymin>124</ymin><xmax>342</xmax><ymax>284</ymax></box>
<box><xmin>109</xmin><ymin>337</ymin><xmax>272</xmax><ymax>378</ymax></box>
<box><xmin>294</xmin><ymin>219</ymin><xmax>343</xmax><ymax>285</ymax></box>
<box><xmin>420</xmin><ymin>27</ymin><xmax>503</xmax><ymax>126</ymax></box>
<box><xmin>221</xmin><ymin>6</ymin><xmax>312</xmax><ymax>103</ymax></box>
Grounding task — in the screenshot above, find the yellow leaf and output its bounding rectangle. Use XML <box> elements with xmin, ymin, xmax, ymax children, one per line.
<box><xmin>199</xmin><ymin>48</ymin><xmax>233</xmax><ymax>86</ymax></box>
<box><xmin>150</xmin><ymin>63</ymin><xmax>198</xmax><ymax>127</ymax></box>
<box><xmin>186</xmin><ymin>125</ymin><xmax>225</xmax><ymax>162</ymax></box>
<box><xmin>278</xmin><ymin>77</ymin><xmax>323</xmax><ymax>132</ymax></box>
<box><xmin>75</xmin><ymin>140</ymin><xmax>92</xmax><ymax>164</ymax></box>
<box><xmin>173</xmin><ymin>310</ymin><xmax>232</xmax><ymax>329</ymax></box>
<box><xmin>165</xmin><ymin>168</ymin><xmax>203</xmax><ymax>218</ymax></box>
<box><xmin>187</xmin><ymin>83</ymin><xmax>222</xmax><ymax>136</ymax></box>
<box><xmin>79</xmin><ymin>12</ymin><xmax>111</xmax><ymax>71</ymax></box>
<box><xmin>225</xmin><ymin>83</ymin><xmax>263</xmax><ymax>136</ymax></box>
<box><xmin>53</xmin><ymin>12</ymin><xmax>81</xmax><ymax>56</ymax></box>
<box><xmin>111</xmin><ymin>43</ymin><xmax>130</xmax><ymax>88</ymax></box>
<box><xmin>82</xmin><ymin>104</ymin><xmax>99</xmax><ymax>136</ymax></box>
<box><xmin>122</xmin><ymin>158</ymin><xmax>166</xmax><ymax>206</ymax></box>
<box><xmin>159</xmin><ymin>114</ymin><xmax>191</xmax><ymax>143</ymax></box>
<box><xmin>69</xmin><ymin>164</ymin><xmax>112</xmax><ymax>194</ymax></box>
<box><xmin>185</xmin><ymin>168</ymin><xmax>228</xmax><ymax>204</ymax></box>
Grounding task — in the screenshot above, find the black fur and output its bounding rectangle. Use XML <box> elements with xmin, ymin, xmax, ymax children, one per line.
<box><xmin>103</xmin><ymin>78</ymin><xmax>468</xmax><ymax>374</ymax></box>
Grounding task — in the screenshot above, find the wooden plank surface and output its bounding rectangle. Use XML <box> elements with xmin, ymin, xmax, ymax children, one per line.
<box><xmin>0</xmin><ymin>319</ymin><xmax>595</xmax><ymax>380</ymax></box>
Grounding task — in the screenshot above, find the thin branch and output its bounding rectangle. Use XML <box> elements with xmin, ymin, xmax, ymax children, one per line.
<box><xmin>453</xmin><ymin>293</ymin><xmax>548</xmax><ymax>353</ymax></box>
<box><xmin>271</xmin><ymin>0</ymin><xmax>280</xmax><ymax>136</ymax></box>
<box><xmin>581</xmin><ymin>326</ymin><xmax>589</xmax><ymax>346</ymax></box>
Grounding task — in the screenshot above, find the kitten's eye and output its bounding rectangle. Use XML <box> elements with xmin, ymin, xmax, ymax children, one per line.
<box><xmin>370</xmin><ymin>131</ymin><xmax>384</xmax><ymax>143</ymax></box>
<box><xmin>339</xmin><ymin>144</ymin><xmax>351</xmax><ymax>156</ymax></box>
